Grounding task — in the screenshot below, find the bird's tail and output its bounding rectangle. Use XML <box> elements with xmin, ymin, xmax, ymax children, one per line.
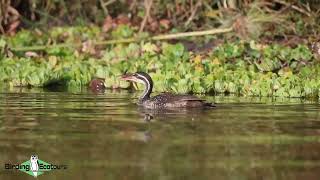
<box><xmin>204</xmin><ymin>102</ymin><xmax>216</xmax><ymax>108</ymax></box>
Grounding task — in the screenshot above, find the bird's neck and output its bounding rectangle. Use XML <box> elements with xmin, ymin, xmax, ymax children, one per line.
<box><xmin>140</xmin><ymin>79</ymin><xmax>153</xmax><ymax>102</ymax></box>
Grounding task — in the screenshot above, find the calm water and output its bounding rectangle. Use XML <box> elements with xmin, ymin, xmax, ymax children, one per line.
<box><xmin>0</xmin><ymin>88</ymin><xmax>319</xmax><ymax>180</ymax></box>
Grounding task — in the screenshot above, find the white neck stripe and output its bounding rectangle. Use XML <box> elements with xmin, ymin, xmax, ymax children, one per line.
<box><xmin>136</xmin><ymin>74</ymin><xmax>151</xmax><ymax>99</ymax></box>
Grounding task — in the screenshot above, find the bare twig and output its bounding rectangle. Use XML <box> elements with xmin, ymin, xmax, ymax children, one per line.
<box><xmin>99</xmin><ymin>0</ymin><xmax>109</xmax><ymax>15</ymax></box>
<box><xmin>0</xmin><ymin>25</ymin><xmax>5</xmax><ymax>34</ymax></box>
<box><xmin>151</xmin><ymin>27</ymin><xmax>233</xmax><ymax>40</ymax></box>
<box><xmin>99</xmin><ymin>0</ymin><xmax>117</xmax><ymax>15</ymax></box>
<box><xmin>139</xmin><ymin>0</ymin><xmax>153</xmax><ymax>33</ymax></box>
<box><xmin>184</xmin><ymin>0</ymin><xmax>202</xmax><ymax>27</ymax></box>
<box><xmin>274</xmin><ymin>0</ymin><xmax>310</xmax><ymax>17</ymax></box>
<box><xmin>105</xmin><ymin>0</ymin><xmax>116</xmax><ymax>6</ymax></box>
<box><xmin>10</xmin><ymin>27</ymin><xmax>234</xmax><ymax>52</ymax></box>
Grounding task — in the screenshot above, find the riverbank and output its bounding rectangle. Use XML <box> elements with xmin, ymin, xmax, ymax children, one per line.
<box><xmin>0</xmin><ymin>26</ymin><xmax>319</xmax><ymax>98</ymax></box>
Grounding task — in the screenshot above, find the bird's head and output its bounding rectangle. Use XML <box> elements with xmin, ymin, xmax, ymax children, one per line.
<box><xmin>120</xmin><ymin>72</ymin><xmax>153</xmax><ymax>85</ymax></box>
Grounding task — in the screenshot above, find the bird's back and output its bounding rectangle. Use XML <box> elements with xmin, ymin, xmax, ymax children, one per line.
<box><xmin>142</xmin><ymin>93</ymin><xmax>213</xmax><ymax>109</ymax></box>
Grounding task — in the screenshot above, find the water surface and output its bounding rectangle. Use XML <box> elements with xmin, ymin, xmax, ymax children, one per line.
<box><xmin>0</xmin><ymin>88</ymin><xmax>319</xmax><ymax>180</ymax></box>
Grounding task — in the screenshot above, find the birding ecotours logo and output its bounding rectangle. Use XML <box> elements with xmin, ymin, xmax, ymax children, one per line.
<box><xmin>30</xmin><ymin>155</ymin><xmax>40</xmax><ymax>177</ymax></box>
<box><xmin>18</xmin><ymin>155</ymin><xmax>52</xmax><ymax>177</ymax></box>
<box><xmin>4</xmin><ymin>155</ymin><xmax>67</xmax><ymax>177</ymax></box>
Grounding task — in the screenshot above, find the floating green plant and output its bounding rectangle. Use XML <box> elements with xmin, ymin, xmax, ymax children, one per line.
<box><xmin>0</xmin><ymin>26</ymin><xmax>319</xmax><ymax>98</ymax></box>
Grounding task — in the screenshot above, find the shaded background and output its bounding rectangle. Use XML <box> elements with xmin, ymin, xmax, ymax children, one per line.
<box><xmin>1</xmin><ymin>0</ymin><xmax>320</xmax><ymax>38</ymax></box>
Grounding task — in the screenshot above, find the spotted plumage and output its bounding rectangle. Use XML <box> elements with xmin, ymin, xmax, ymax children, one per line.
<box><xmin>121</xmin><ymin>72</ymin><xmax>215</xmax><ymax>109</ymax></box>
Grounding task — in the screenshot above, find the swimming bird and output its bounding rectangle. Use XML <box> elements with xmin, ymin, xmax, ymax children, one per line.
<box><xmin>121</xmin><ymin>72</ymin><xmax>215</xmax><ymax>109</ymax></box>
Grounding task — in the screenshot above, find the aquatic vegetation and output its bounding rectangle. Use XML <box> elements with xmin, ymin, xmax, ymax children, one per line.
<box><xmin>0</xmin><ymin>26</ymin><xmax>319</xmax><ymax>98</ymax></box>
